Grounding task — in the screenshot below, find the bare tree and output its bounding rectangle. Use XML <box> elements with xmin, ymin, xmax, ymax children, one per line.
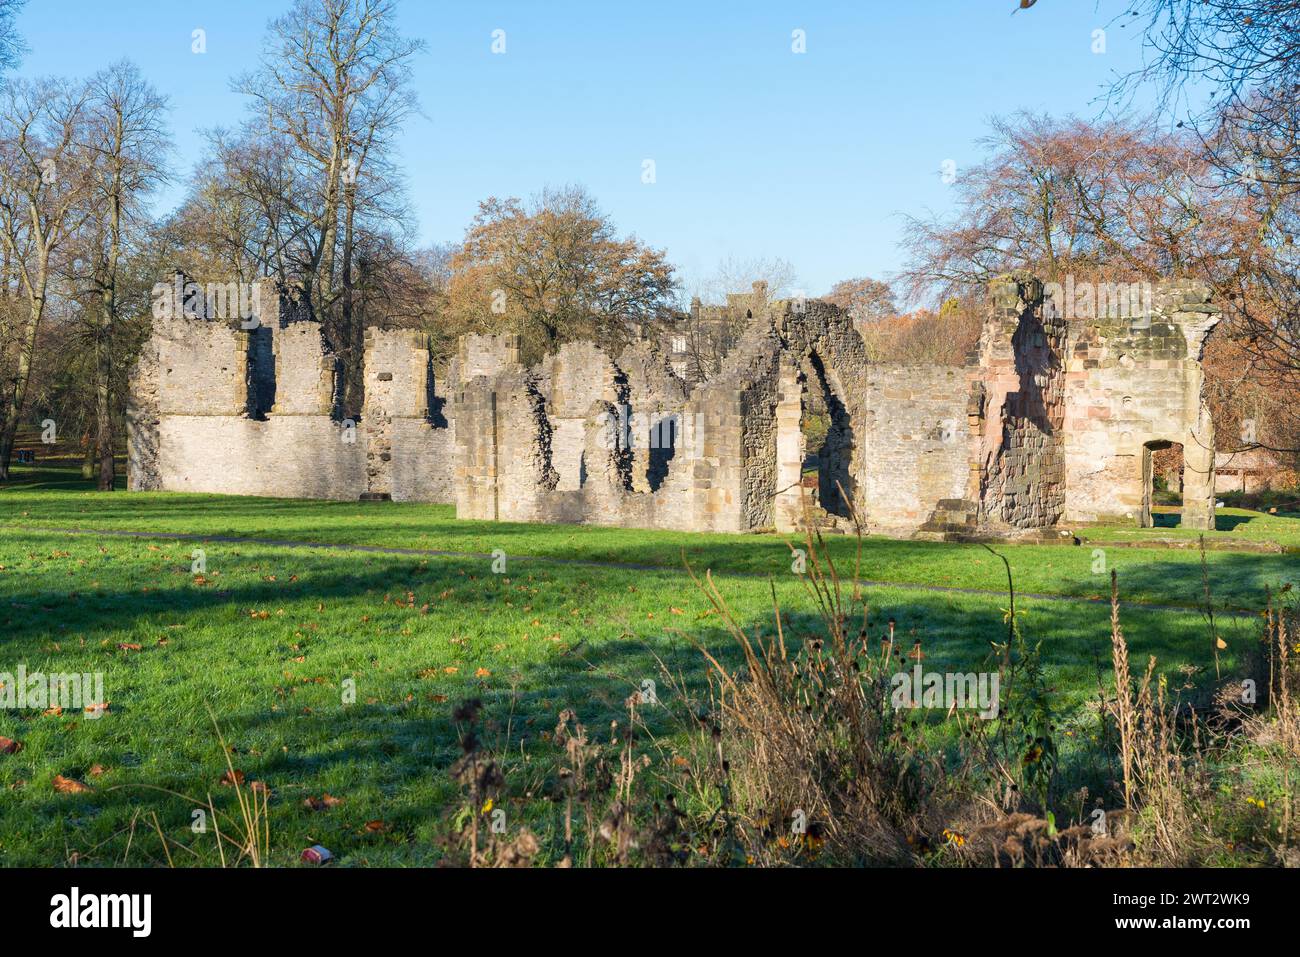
<box><xmin>163</xmin><ymin>128</ymin><xmax>296</xmax><ymax>283</ymax></box>
<box><xmin>77</xmin><ymin>61</ymin><xmax>169</xmax><ymax>490</ymax></box>
<box><xmin>1112</xmin><ymin>2</ymin><xmax>1300</xmax><ymax>458</ymax></box>
<box><xmin>237</xmin><ymin>0</ymin><xmax>423</xmax><ymax>414</ymax></box>
<box><xmin>690</xmin><ymin>255</ymin><xmax>798</xmax><ymax>305</ymax></box>
<box><xmin>0</xmin><ymin>77</ymin><xmax>90</xmax><ymax>479</ymax></box>
<box><xmin>0</xmin><ymin>0</ymin><xmax>25</xmax><ymax>74</ymax></box>
<box><xmin>1114</xmin><ymin>0</ymin><xmax>1299</xmax><ymax>122</ymax></box>
<box><xmin>898</xmin><ymin>113</ymin><xmax>1245</xmax><ymax>300</ymax></box>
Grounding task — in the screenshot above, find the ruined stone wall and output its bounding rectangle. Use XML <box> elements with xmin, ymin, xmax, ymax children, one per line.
<box><xmin>451</xmin><ymin>330</ymin><xmax>745</xmax><ymax>532</ymax></box>
<box><xmin>443</xmin><ymin>283</ymin><xmax>1225</xmax><ymax>538</ymax></box>
<box><xmin>156</xmin><ymin>417</ymin><xmax>365</xmax><ymax>498</ymax></box>
<box><xmin>536</xmin><ymin>342</ymin><xmax>625</xmax><ymax>492</ymax></box>
<box><xmin>361</xmin><ymin>328</ymin><xmax>455</xmax><ymax>502</ymax></box>
<box><xmin>772</xmin><ymin>360</ymin><xmax>806</xmax><ymax>533</ymax></box>
<box><xmin>272</xmin><ymin>321</ymin><xmax>338</xmax><ymax>416</ymax></box>
<box><xmin>775</xmin><ymin>301</ymin><xmax>872</xmax><ymax>521</ymax></box>
<box><xmin>962</xmin><ymin>275</ymin><xmax>1221</xmax><ymax>533</ymax></box>
<box><xmin>855</xmin><ymin>365</ymin><xmax>970</xmax><ymax>534</ymax></box>
<box><xmin>454</xmin><ymin>368</ymin><xmax>559</xmax><ymax>522</ymax></box>
<box><xmin>1060</xmin><ymin>281</ymin><xmax>1220</xmax><ymax>529</ymax></box>
<box><xmin>616</xmin><ymin>341</ymin><xmax>688</xmax><ymax>492</ymax></box>
<box><xmin>720</xmin><ymin>325</ymin><xmax>784</xmax><ymax>531</ymax></box>
<box><xmin>445</xmin><ymin>299</ymin><xmax>974</xmax><ymax>537</ymax></box>
<box><xmin>974</xmin><ymin>275</ymin><xmax>1069</xmax><ymax>529</ymax></box>
<box><xmin>457</xmin><ymin>333</ymin><xmax>520</xmax><ymax>381</ymax></box>
<box><xmin>131</xmin><ymin>271</ymin><xmax>1220</xmax><ymax>538</ymax></box>
<box><xmin>156</xmin><ymin>315</ymin><xmax>248</xmax><ymax>417</ymax></box>
<box><xmin>125</xmin><ymin>333</ymin><xmax>160</xmax><ymax>491</ymax></box>
<box><xmin>145</xmin><ymin>311</ymin><xmax>365</xmax><ymax>499</ymax></box>
<box><xmin>453</xmin><ymin>376</ymin><xmax>500</xmax><ymax>520</ymax></box>
<box><xmin>129</xmin><ymin>289</ymin><xmax>456</xmax><ymax>505</ymax></box>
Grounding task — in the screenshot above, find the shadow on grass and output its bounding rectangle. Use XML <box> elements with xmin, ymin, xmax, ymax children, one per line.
<box><xmin>0</xmin><ymin>525</ymin><xmax>1271</xmax><ymax>865</ymax></box>
<box><xmin>1152</xmin><ymin>510</ymin><xmax>1258</xmax><ymax>532</ymax></box>
<box><xmin>6</xmin><ymin>467</ymin><xmax>1299</xmax><ymax>612</ymax></box>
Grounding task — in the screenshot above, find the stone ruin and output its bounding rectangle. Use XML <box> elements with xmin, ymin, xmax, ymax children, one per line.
<box><xmin>127</xmin><ymin>272</ymin><xmax>1223</xmax><ymax>538</ymax></box>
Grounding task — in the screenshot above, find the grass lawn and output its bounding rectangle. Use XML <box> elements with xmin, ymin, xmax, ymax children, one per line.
<box><xmin>1</xmin><ymin>466</ymin><xmax>1296</xmax><ymax>866</ymax></box>
<box><xmin>5</xmin><ymin>465</ymin><xmax>1299</xmax><ymax>610</ymax></box>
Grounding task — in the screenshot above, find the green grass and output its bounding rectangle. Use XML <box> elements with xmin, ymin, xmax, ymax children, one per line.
<box><xmin>1</xmin><ymin>466</ymin><xmax>1296</xmax><ymax>866</ymax></box>
<box><xmin>5</xmin><ymin>466</ymin><xmax>1300</xmax><ymax>610</ymax></box>
<box><xmin>1083</xmin><ymin>505</ymin><xmax>1300</xmax><ymax>548</ymax></box>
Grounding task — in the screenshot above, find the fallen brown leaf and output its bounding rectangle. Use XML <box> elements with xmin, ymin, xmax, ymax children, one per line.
<box><xmin>304</xmin><ymin>793</ymin><xmax>343</xmax><ymax>811</ymax></box>
<box><xmin>53</xmin><ymin>774</ymin><xmax>91</xmax><ymax>793</ymax></box>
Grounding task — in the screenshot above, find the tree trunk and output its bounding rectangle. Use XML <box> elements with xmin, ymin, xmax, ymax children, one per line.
<box><xmin>0</xmin><ymin>422</ymin><xmax>14</xmax><ymax>481</ymax></box>
<box><xmin>341</xmin><ymin>184</ymin><xmax>359</xmax><ymax>417</ymax></box>
<box><xmin>95</xmin><ymin>348</ymin><xmax>114</xmax><ymax>490</ymax></box>
<box><xmin>0</xmin><ymin>288</ymin><xmax>46</xmax><ymax>481</ymax></box>
<box><xmin>95</xmin><ymin>157</ymin><xmax>123</xmax><ymax>492</ymax></box>
<box><xmin>95</xmin><ymin>282</ymin><xmax>116</xmax><ymax>491</ymax></box>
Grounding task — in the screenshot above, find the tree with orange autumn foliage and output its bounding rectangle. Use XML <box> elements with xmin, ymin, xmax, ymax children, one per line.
<box><xmin>442</xmin><ymin>186</ymin><xmax>678</xmax><ymax>365</ymax></box>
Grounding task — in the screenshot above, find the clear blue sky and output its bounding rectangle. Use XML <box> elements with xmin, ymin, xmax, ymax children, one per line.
<box><xmin>14</xmin><ymin>0</ymin><xmax>1163</xmax><ymax>297</ymax></box>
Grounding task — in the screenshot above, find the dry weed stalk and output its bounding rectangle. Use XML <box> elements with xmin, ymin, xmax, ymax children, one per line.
<box><xmin>1109</xmin><ymin>569</ymin><xmax>1136</xmax><ymax>809</ymax></box>
<box><xmin>1109</xmin><ymin>572</ymin><xmax>1196</xmax><ymax>861</ymax></box>
<box><xmin>682</xmin><ymin>491</ymin><xmax>940</xmax><ymax>864</ymax></box>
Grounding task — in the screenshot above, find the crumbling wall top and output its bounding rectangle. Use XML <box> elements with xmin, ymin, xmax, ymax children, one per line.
<box><xmin>457</xmin><ymin>333</ymin><xmax>520</xmax><ymax>384</ymax></box>
<box><xmin>364</xmin><ymin>327</ymin><xmax>429</xmax><ymax>419</ymax></box>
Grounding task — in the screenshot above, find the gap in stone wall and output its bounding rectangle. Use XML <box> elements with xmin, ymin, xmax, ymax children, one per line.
<box><xmin>1142</xmin><ymin>439</ymin><xmax>1185</xmax><ymax>528</ymax></box>
<box><xmin>426</xmin><ymin>353</ymin><xmax>449</xmax><ymax>428</ymax></box>
<box><xmin>646</xmin><ymin>412</ymin><xmax>677</xmax><ymax>491</ymax></box>
<box><xmin>801</xmin><ymin>351</ymin><xmax>854</xmax><ymax>519</ymax></box>
<box><xmin>246</xmin><ymin>325</ymin><xmax>275</xmax><ymax>420</ymax></box>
